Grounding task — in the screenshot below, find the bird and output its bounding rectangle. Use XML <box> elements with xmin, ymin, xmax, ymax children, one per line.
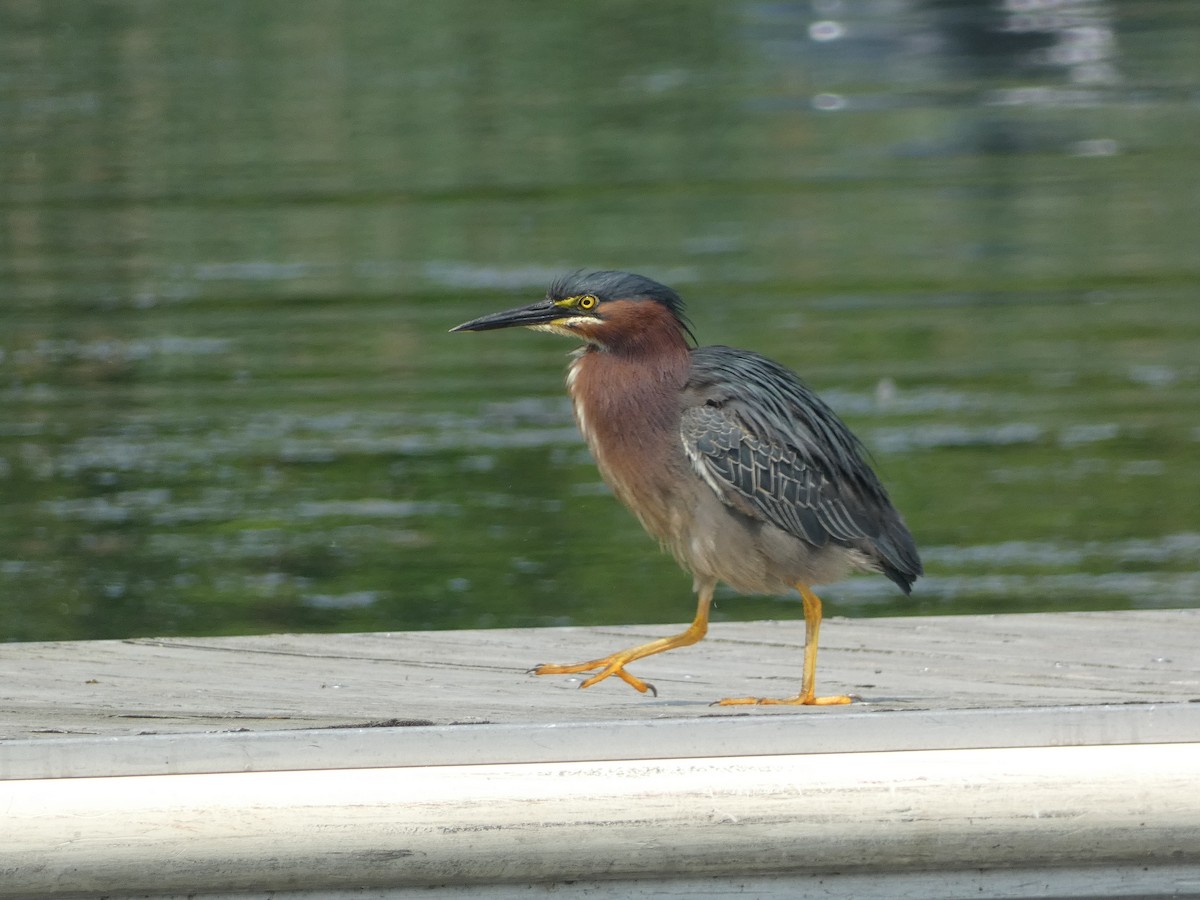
<box><xmin>450</xmin><ymin>270</ymin><xmax>921</xmax><ymax>705</ymax></box>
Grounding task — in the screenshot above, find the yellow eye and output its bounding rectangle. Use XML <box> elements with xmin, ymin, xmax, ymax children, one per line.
<box><xmin>578</xmin><ymin>295</ymin><xmax>597</xmax><ymax>311</ymax></box>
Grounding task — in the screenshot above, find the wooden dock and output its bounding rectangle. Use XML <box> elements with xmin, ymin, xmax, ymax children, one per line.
<box><xmin>2</xmin><ymin>609</ymin><xmax>1199</xmax><ymax>898</ymax></box>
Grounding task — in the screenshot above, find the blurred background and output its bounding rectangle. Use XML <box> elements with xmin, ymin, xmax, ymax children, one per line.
<box><xmin>2</xmin><ymin>0</ymin><xmax>1198</xmax><ymax>643</ymax></box>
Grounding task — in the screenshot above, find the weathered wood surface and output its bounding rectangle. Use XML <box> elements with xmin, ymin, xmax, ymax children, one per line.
<box><xmin>1</xmin><ymin>609</ymin><xmax>1196</xmax><ymax>742</ymax></box>
<box><xmin>2</xmin><ymin>609</ymin><xmax>1199</xmax><ymax>899</ymax></box>
<box><xmin>5</xmin><ymin>743</ymin><xmax>1199</xmax><ymax>899</ymax></box>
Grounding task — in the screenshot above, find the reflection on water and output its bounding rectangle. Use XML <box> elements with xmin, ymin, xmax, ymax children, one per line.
<box><xmin>1</xmin><ymin>2</ymin><xmax>1198</xmax><ymax>641</ymax></box>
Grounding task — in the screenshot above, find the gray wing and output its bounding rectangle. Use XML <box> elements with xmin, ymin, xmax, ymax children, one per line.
<box><xmin>681</xmin><ymin>346</ymin><xmax>921</xmax><ymax>588</ymax></box>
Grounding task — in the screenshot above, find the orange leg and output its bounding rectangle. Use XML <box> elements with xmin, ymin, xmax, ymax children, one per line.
<box><xmin>532</xmin><ymin>581</ymin><xmax>714</xmax><ymax>697</ymax></box>
<box><xmin>716</xmin><ymin>585</ymin><xmax>851</xmax><ymax>706</ymax></box>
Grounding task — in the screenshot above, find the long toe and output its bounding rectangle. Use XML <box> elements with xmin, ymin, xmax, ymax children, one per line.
<box><xmin>714</xmin><ymin>693</ymin><xmax>853</xmax><ymax>706</ymax></box>
<box><xmin>580</xmin><ymin>665</ymin><xmax>655</xmax><ymax>695</ymax></box>
<box><xmin>532</xmin><ymin>659</ymin><xmax>610</xmax><ymax>677</ymax></box>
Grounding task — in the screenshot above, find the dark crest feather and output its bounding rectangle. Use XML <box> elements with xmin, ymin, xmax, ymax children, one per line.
<box><xmin>548</xmin><ymin>270</ymin><xmax>695</xmax><ymax>344</ymax></box>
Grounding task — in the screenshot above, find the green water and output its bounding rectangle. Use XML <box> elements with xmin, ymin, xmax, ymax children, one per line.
<box><xmin>2</xmin><ymin>2</ymin><xmax>1199</xmax><ymax>642</ymax></box>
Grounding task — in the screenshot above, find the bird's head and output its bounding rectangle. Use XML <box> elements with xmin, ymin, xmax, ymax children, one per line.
<box><xmin>450</xmin><ymin>270</ymin><xmax>694</xmax><ymax>351</ymax></box>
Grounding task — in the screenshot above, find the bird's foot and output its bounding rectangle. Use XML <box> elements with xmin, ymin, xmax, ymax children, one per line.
<box><xmin>713</xmin><ymin>692</ymin><xmax>852</xmax><ymax>707</ymax></box>
<box><xmin>530</xmin><ymin>657</ymin><xmax>657</xmax><ymax>697</ymax></box>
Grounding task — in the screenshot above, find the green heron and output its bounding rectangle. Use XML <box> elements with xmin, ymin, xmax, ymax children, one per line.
<box><xmin>451</xmin><ymin>271</ymin><xmax>921</xmax><ymax>705</ymax></box>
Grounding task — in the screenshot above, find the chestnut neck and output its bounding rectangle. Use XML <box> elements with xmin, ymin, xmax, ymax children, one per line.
<box><xmin>568</xmin><ymin>310</ymin><xmax>692</xmax><ymax>487</ymax></box>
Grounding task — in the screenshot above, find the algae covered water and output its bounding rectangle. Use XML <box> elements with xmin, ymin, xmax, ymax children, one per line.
<box><xmin>2</xmin><ymin>2</ymin><xmax>1198</xmax><ymax>640</ymax></box>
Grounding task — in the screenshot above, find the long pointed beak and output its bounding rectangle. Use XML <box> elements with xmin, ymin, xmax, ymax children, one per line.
<box><xmin>450</xmin><ymin>299</ymin><xmax>560</xmax><ymax>333</ymax></box>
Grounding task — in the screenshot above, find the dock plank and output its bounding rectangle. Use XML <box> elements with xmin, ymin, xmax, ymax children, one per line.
<box><xmin>2</xmin><ymin>609</ymin><xmax>1196</xmax><ymax>741</ymax></box>
<box><xmin>2</xmin><ymin>609</ymin><xmax>1199</xmax><ymax>898</ymax></box>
